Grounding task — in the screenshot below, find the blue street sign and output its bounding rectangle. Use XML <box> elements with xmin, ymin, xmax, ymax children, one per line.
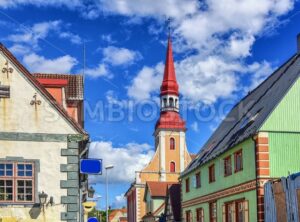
<box><xmin>88</xmin><ymin>217</ymin><xmax>98</xmax><ymax>222</ymax></box>
<box><xmin>80</xmin><ymin>159</ymin><xmax>102</xmax><ymax>175</ymax></box>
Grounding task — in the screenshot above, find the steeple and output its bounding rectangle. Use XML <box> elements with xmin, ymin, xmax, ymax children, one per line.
<box><xmin>155</xmin><ymin>35</ymin><xmax>186</xmax><ymax>131</ymax></box>
<box><xmin>160</xmin><ymin>36</ymin><xmax>179</xmax><ymax>96</ymax></box>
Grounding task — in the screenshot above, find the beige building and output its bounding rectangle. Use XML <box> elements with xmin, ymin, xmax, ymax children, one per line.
<box><xmin>125</xmin><ymin>37</ymin><xmax>193</xmax><ymax>222</ymax></box>
<box><xmin>0</xmin><ymin>44</ymin><xmax>89</xmax><ymax>221</ymax></box>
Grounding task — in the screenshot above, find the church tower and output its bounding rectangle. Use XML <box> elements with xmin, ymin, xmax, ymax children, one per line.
<box><xmin>126</xmin><ymin>36</ymin><xmax>192</xmax><ymax>222</ymax></box>
<box><xmin>154</xmin><ymin>36</ymin><xmax>189</xmax><ymax>181</ymax></box>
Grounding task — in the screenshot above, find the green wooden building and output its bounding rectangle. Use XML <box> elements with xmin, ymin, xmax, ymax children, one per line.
<box><xmin>180</xmin><ymin>35</ymin><xmax>300</xmax><ymax>222</ymax></box>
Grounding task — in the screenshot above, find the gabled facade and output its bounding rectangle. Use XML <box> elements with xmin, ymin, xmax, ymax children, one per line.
<box><xmin>109</xmin><ymin>208</ymin><xmax>127</xmax><ymax>222</ymax></box>
<box><xmin>126</xmin><ymin>37</ymin><xmax>193</xmax><ymax>222</ymax></box>
<box><xmin>0</xmin><ymin>44</ymin><xmax>89</xmax><ymax>221</ymax></box>
<box><xmin>180</xmin><ymin>36</ymin><xmax>300</xmax><ymax>222</ymax></box>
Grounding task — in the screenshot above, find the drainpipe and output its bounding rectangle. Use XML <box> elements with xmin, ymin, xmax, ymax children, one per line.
<box><xmin>252</xmin><ymin>134</ymin><xmax>259</xmax><ymax>221</ymax></box>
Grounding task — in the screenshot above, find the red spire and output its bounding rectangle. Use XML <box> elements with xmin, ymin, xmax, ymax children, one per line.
<box><xmin>160</xmin><ymin>36</ymin><xmax>179</xmax><ymax>96</ymax></box>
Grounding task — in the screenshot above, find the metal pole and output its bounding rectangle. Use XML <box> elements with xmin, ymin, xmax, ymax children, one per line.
<box><xmin>106</xmin><ymin>169</ymin><xmax>108</xmax><ymax>222</ymax></box>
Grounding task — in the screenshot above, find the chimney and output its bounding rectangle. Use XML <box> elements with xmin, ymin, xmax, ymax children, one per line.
<box><xmin>298</xmin><ymin>34</ymin><xmax>300</xmax><ymax>54</ymax></box>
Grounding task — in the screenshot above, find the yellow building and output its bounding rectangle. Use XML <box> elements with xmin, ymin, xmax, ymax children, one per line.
<box><xmin>125</xmin><ymin>37</ymin><xmax>193</xmax><ymax>222</ymax></box>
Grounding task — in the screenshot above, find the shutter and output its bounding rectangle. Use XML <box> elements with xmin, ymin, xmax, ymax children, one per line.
<box><xmin>244</xmin><ymin>200</ymin><xmax>249</xmax><ymax>222</ymax></box>
<box><xmin>0</xmin><ymin>85</ymin><xmax>10</xmax><ymax>98</ymax></box>
<box><xmin>222</xmin><ymin>204</ymin><xmax>226</xmax><ymax>222</ymax></box>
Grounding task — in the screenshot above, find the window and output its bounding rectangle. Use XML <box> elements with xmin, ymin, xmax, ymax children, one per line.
<box><xmin>186</xmin><ymin>210</ymin><xmax>192</xmax><ymax>222</ymax></box>
<box><xmin>234</xmin><ymin>150</ymin><xmax>243</xmax><ymax>172</ymax></box>
<box><xmin>170</xmin><ymin>162</ymin><xmax>175</xmax><ymax>173</ymax></box>
<box><xmin>196</xmin><ymin>208</ymin><xmax>204</xmax><ymax>222</ymax></box>
<box><xmin>224</xmin><ymin>156</ymin><xmax>232</xmax><ymax>177</ymax></box>
<box><xmin>223</xmin><ymin>200</ymin><xmax>249</xmax><ymax>222</ymax></box>
<box><xmin>209</xmin><ymin>202</ymin><xmax>217</xmax><ymax>222</ymax></box>
<box><xmin>169</xmin><ymin>97</ymin><xmax>174</xmax><ymax>107</ymax></box>
<box><xmin>195</xmin><ymin>172</ymin><xmax>201</xmax><ymax>188</ymax></box>
<box><xmin>185</xmin><ymin>178</ymin><xmax>190</xmax><ymax>193</ymax></box>
<box><xmin>0</xmin><ymin>162</ymin><xmax>34</xmax><ymax>203</ymax></box>
<box><xmin>163</xmin><ymin>98</ymin><xmax>167</xmax><ymax>107</ymax></box>
<box><xmin>170</xmin><ymin>138</ymin><xmax>175</xmax><ymax>150</ymax></box>
<box><xmin>209</xmin><ymin>164</ymin><xmax>215</xmax><ymax>183</ymax></box>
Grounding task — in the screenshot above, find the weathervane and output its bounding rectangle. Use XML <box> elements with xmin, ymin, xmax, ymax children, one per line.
<box><xmin>2</xmin><ymin>60</ymin><xmax>13</xmax><ymax>78</ymax></box>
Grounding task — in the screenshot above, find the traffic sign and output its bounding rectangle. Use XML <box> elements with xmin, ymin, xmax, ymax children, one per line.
<box><xmin>80</xmin><ymin>159</ymin><xmax>102</xmax><ymax>175</ymax></box>
<box><xmin>88</xmin><ymin>217</ymin><xmax>98</xmax><ymax>222</ymax></box>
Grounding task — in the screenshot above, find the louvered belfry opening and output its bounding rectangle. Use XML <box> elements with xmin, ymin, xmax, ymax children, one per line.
<box><xmin>0</xmin><ymin>84</ymin><xmax>10</xmax><ymax>98</ymax></box>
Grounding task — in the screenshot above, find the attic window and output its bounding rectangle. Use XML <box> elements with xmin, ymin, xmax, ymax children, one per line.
<box><xmin>0</xmin><ymin>85</ymin><xmax>10</xmax><ymax>98</ymax></box>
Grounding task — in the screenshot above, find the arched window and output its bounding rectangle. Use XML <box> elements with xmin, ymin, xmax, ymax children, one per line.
<box><xmin>170</xmin><ymin>162</ymin><xmax>176</xmax><ymax>173</ymax></box>
<box><xmin>175</xmin><ymin>99</ymin><xmax>178</xmax><ymax>107</ymax></box>
<box><xmin>169</xmin><ymin>97</ymin><xmax>174</xmax><ymax>107</ymax></box>
<box><xmin>163</xmin><ymin>98</ymin><xmax>167</xmax><ymax>107</ymax></box>
<box><xmin>170</xmin><ymin>138</ymin><xmax>175</xmax><ymax>150</ymax></box>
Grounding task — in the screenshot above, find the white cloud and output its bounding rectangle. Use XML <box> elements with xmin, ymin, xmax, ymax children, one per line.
<box><xmin>59</xmin><ymin>32</ymin><xmax>82</xmax><ymax>45</ymax></box>
<box><xmin>23</xmin><ymin>53</ymin><xmax>78</xmax><ymax>73</ymax></box>
<box><xmin>102</xmin><ymin>46</ymin><xmax>142</xmax><ymax>66</ymax></box>
<box><xmin>101</xmin><ymin>34</ymin><xmax>116</xmax><ymax>44</ymax></box>
<box><xmin>191</xmin><ymin>122</ymin><xmax>199</xmax><ymax>132</ymax></box>
<box><xmin>113</xmin><ymin>193</ymin><xmax>126</xmax><ymax>208</ymax></box>
<box><xmin>85</xmin><ymin>63</ymin><xmax>111</xmax><ymax>78</ymax></box>
<box><xmin>124</xmin><ymin>0</ymin><xmax>294</xmax><ymax>104</ymax></box>
<box><xmin>88</xmin><ymin>141</ymin><xmax>154</xmax><ymax>184</ymax></box>
<box><xmin>9</xmin><ymin>44</ymin><xmax>31</xmax><ymax>55</ymax></box>
<box><xmin>100</xmin><ymin>0</ymin><xmax>199</xmax><ymax>20</ymax></box>
<box><xmin>246</xmin><ymin>61</ymin><xmax>274</xmax><ymax>91</ymax></box>
<box><xmin>127</xmin><ymin>63</ymin><xmax>163</xmax><ymax>101</ymax></box>
<box><xmin>8</xmin><ymin>20</ymin><xmax>61</xmax><ymax>48</ymax></box>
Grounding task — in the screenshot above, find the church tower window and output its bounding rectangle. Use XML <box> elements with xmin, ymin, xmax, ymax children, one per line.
<box><xmin>170</xmin><ymin>162</ymin><xmax>176</xmax><ymax>173</ymax></box>
<box><xmin>170</xmin><ymin>138</ymin><xmax>175</xmax><ymax>150</ymax></box>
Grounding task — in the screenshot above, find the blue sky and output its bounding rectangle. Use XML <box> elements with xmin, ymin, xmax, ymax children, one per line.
<box><xmin>0</xmin><ymin>0</ymin><xmax>299</xmax><ymax>209</ymax></box>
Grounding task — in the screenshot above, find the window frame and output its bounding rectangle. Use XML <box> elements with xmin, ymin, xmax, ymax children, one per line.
<box><xmin>170</xmin><ymin>138</ymin><xmax>175</xmax><ymax>150</ymax></box>
<box><xmin>0</xmin><ymin>161</ymin><xmax>35</xmax><ymax>204</ymax></box>
<box><xmin>196</xmin><ymin>207</ymin><xmax>204</xmax><ymax>222</ymax></box>
<box><xmin>209</xmin><ymin>201</ymin><xmax>217</xmax><ymax>222</ymax></box>
<box><xmin>224</xmin><ymin>198</ymin><xmax>248</xmax><ymax>222</ymax></box>
<box><xmin>195</xmin><ymin>172</ymin><xmax>201</xmax><ymax>188</ymax></box>
<box><xmin>209</xmin><ymin>164</ymin><xmax>216</xmax><ymax>183</ymax></box>
<box><xmin>185</xmin><ymin>177</ymin><xmax>190</xmax><ymax>193</ymax></box>
<box><xmin>224</xmin><ymin>155</ymin><xmax>232</xmax><ymax>177</ymax></box>
<box><xmin>234</xmin><ymin>150</ymin><xmax>243</xmax><ymax>173</ymax></box>
<box><xmin>170</xmin><ymin>161</ymin><xmax>176</xmax><ymax>173</ymax></box>
<box><xmin>186</xmin><ymin>210</ymin><xmax>192</xmax><ymax>222</ymax></box>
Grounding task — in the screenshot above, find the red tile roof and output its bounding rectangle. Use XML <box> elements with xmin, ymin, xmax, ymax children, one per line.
<box><xmin>108</xmin><ymin>208</ymin><xmax>127</xmax><ymax>222</ymax></box>
<box><xmin>0</xmin><ymin>43</ymin><xmax>87</xmax><ymax>135</ymax></box>
<box><xmin>33</xmin><ymin>73</ymin><xmax>84</xmax><ymax>101</ymax></box>
<box><xmin>146</xmin><ymin>181</ymin><xmax>179</xmax><ymax>197</ymax></box>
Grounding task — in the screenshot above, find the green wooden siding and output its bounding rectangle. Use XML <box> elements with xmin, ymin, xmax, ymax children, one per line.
<box><xmin>261</xmin><ymin>77</ymin><xmax>300</xmax><ymax>132</ymax></box>
<box><xmin>269</xmin><ymin>132</ymin><xmax>300</xmax><ymax>177</ymax></box>
<box><xmin>183</xmin><ymin>190</ymin><xmax>257</xmax><ymax>222</ymax></box>
<box><xmin>182</xmin><ymin>138</ymin><xmax>256</xmax><ymax>203</ymax></box>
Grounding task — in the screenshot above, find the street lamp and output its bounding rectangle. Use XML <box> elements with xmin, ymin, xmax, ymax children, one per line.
<box><xmin>105</xmin><ymin>165</ymin><xmax>114</xmax><ymax>222</ymax></box>
<box><xmin>88</xmin><ymin>186</ymin><xmax>95</xmax><ymax>198</ymax></box>
<box><xmin>39</xmin><ymin>191</ymin><xmax>48</xmax><ymax>211</ymax></box>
